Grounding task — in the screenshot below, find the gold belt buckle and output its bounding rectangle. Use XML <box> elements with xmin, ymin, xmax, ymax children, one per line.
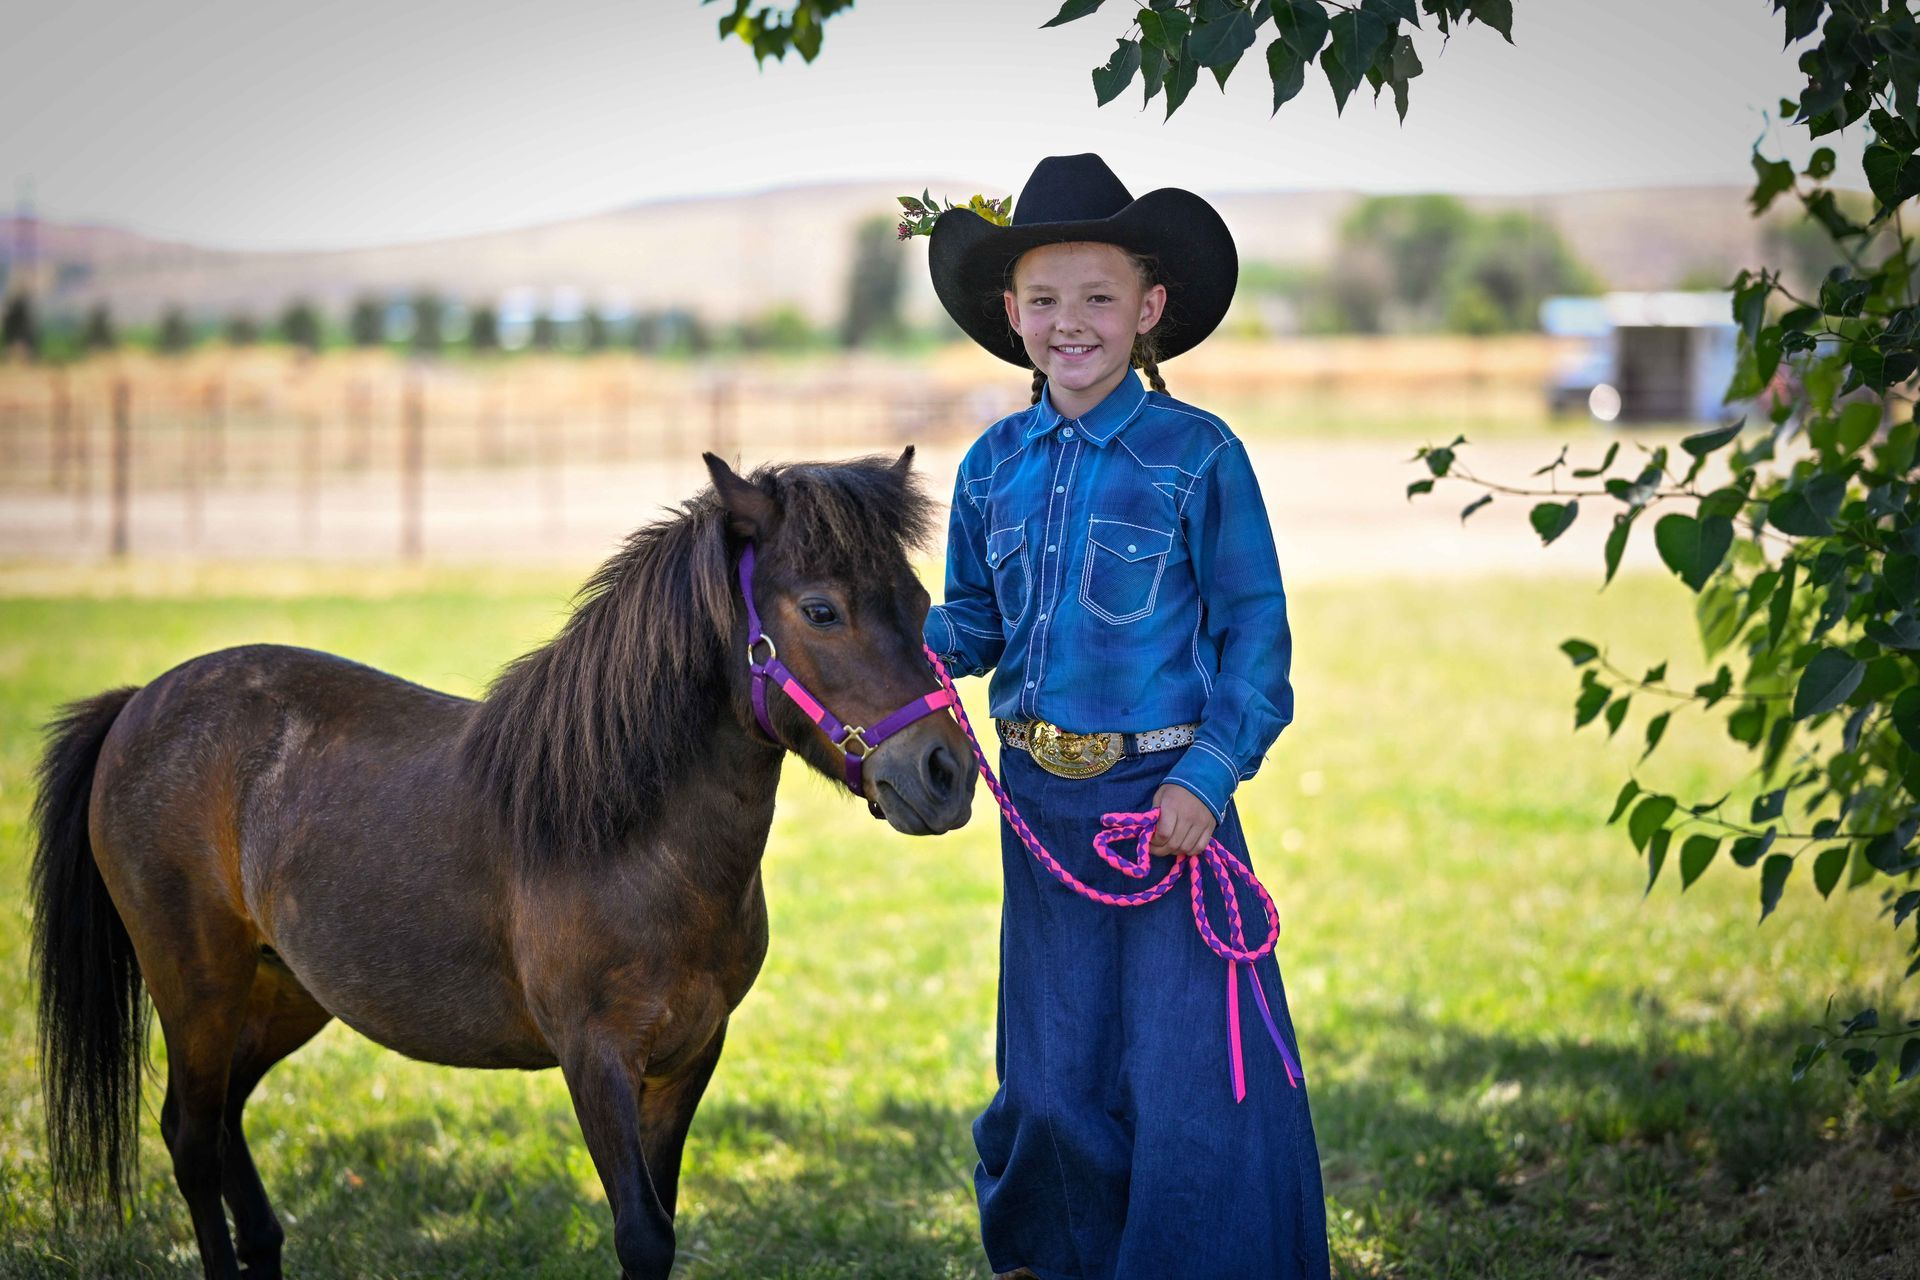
<box><xmin>1029</xmin><ymin>719</ymin><xmax>1123</xmax><ymax>779</ymax></box>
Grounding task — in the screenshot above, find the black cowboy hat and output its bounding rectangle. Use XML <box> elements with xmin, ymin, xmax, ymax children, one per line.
<box><xmin>929</xmin><ymin>152</ymin><xmax>1238</xmax><ymax>369</ymax></box>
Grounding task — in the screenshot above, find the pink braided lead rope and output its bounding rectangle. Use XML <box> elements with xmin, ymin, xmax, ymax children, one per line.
<box><xmin>921</xmin><ymin>645</ymin><xmax>1303</xmax><ymax>1102</ymax></box>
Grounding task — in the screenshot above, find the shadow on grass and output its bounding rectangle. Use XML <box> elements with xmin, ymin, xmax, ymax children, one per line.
<box><xmin>11</xmin><ymin>1010</ymin><xmax>1917</xmax><ymax>1279</ymax></box>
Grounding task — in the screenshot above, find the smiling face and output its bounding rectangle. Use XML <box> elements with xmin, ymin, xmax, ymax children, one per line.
<box><xmin>1004</xmin><ymin>240</ymin><xmax>1167</xmax><ymax>420</ymax></box>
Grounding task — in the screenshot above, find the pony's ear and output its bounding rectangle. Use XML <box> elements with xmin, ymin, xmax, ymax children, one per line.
<box><xmin>703</xmin><ymin>452</ymin><xmax>778</xmax><ymax>540</ymax></box>
<box><xmin>892</xmin><ymin>444</ymin><xmax>915</xmax><ymax>475</ymax></box>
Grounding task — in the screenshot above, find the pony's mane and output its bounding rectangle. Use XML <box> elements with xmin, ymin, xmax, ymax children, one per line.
<box><xmin>462</xmin><ymin>453</ymin><xmax>933</xmax><ymax>867</ymax></box>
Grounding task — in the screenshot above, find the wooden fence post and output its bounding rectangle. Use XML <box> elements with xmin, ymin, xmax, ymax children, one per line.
<box><xmin>401</xmin><ymin>378</ymin><xmax>424</xmax><ymax>559</ymax></box>
<box><xmin>109</xmin><ymin>378</ymin><xmax>130</xmax><ymax>558</ymax></box>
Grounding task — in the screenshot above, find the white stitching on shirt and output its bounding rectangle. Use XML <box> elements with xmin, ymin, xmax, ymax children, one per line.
<box><xmin>1032</xmin><ymin>441</ymin><xmax>1080</xmax><ymax>716</ymax></box>
<box><xmin>1190</xmin><ymin>600</ymin><xmax>1213</xmax><ymax>695</ymax></box>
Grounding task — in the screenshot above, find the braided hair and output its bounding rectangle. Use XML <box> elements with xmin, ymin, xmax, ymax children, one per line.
<box><xmin>1016</xmin><ymin>245</ymin><xmax>1170</xmax><ymax>405</ymax></box>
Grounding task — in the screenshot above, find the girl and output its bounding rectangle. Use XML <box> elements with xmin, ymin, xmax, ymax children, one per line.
<box><xmin>922</xmin><ymin>153</ymin><xmax>1330</xmax><ymax>1280</ymax></box>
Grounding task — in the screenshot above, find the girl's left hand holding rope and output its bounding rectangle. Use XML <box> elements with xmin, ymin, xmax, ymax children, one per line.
<box><xmin>1149</xmin><ymin>783</ymin><xmax>1216</xmax><ymax>858</ymax></box>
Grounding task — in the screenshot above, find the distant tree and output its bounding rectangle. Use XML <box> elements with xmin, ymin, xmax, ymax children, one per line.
<box><xmin>584</xmin><ymin>309</ymin><xmax>612</xmax><ymax>352</ymax></box>
<box><xmin>840</xmin><ymin>213</ymin><xmax>906</xmax><ymax>347</ymax></box>
<box><xmin>1</xmin><ymin>293</ymin><xmax>39</xmax><ymax>359</ymax></box>
<box><xmin>348</xmin><ymin>296</ymin><xmax>385</xmax><ymax>347</ymax></box>
<box><xmin>80</xmin><ymin>303</ymin><xmax>117</xmax><ymax>353</ymax></box>
<box><xmin>529</xmin><ymin>313</ymin><xmax>558</xmax><ymax>352</ymax></box>
<box><xmin>224</xmin><ymin>313</ymin><xmax>260</xmax><ymax>347</ymax></box>
<box><xmin>277</xmin><ymin>299</ymin><xmax>322</xmax><ymax>353</ymax></box>
<box><xmin>468</xmin><ymin>304</ymin><xmax>500</xmax><ymax>353</ymax></box>
<box><xmin>1312</xmin><ymin>194</ymin><xmax>1599</xmax><ymax>334</ymax></box>
<box><xmin>1439</xmin><ymin>209</ymin><xmax>1602</xmax><ymax>333</ymax></box>
<box><xmin>746</xmin><ymin>303</ymin><xmax>818</xmax><ymax>352</ymax></box>
<box><xmin>629</xmin><ymin>311</ymin><xmax>663</xmax><ymax>354</ymax></box>
<box><xmin>410</xmin><ymin>291</ymin><xmax>446</xmax><ymax>354</ymax></box>
<box><xmin>1341</xmin><ymin>194</ymin><xmax>1476</xmax><ymax>326</ymax></box>
<box><xmin>156</xmin><ymin>306</ymin><xmax>193</xmax><ymax>355</ymax></box>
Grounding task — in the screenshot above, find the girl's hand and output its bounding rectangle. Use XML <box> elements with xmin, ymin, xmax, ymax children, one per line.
<box><xmin>1149</xmin><ymin>783</ymin><xmax>1216</xmax><ymax>858</ymax></box>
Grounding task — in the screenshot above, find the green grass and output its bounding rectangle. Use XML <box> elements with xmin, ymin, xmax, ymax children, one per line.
<box><xmin>0</xmin><ymin>562</ymin><xmax>1915</xmax><ymax>1278</ymax></box>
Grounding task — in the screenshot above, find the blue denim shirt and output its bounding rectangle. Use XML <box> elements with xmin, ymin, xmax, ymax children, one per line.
<box><xmin>924</xmin><ymin>367</ymin><xmax>1293</xmax><ymax>821</ymax></box>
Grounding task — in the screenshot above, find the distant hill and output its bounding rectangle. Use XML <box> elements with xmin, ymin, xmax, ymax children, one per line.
<box><xmin>0</xmin><ymin>181</ymin><xmax>1791</xmax><ymax>330</ymax></box>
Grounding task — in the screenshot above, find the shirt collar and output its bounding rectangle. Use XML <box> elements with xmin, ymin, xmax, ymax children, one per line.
<box><xmin>1025</xmin><ymin>367</ymin><xmax>1150</xmax><ymax>447</ymax></box>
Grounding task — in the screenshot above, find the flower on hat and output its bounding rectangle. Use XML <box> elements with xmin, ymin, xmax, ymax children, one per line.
<box><xmin>895</xmin><ymin>188</ymin><xmax>1012</xmax><ymax>240</ymax></box>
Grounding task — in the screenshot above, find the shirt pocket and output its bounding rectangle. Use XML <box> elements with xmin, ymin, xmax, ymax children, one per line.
<box><xmin>1078</xmin><ymin>518</ymin><xmax>1175</xmax><ymax>625</ymax></box>
<box><xmin>986</xmin><ymin>525</ymin><xmax>1031</xmax><ymax>627</ymax></box>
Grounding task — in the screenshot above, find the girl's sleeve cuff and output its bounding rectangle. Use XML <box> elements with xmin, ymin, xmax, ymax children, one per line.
<box><xmin>1161</xmin><ymin>744</ymin><xmax>1234</xmax><ymax>823</ymax></box>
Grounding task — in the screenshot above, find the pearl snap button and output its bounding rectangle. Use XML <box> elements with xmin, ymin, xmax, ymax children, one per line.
<box><xmin>1054</xmin><ymin>485</ymin><xmax>1065</xmax><ymax>494</ymax></box>
<box><xmin>1047</xmin><ymin>544</ymin><xmax>1056</xmax><ymax>552</ymax></box>
<box><xmin>1062</xmin><ymin>427</ymin><xmax>1075</xmax><ymax>439</ymax></box>
<box><xmin>1127</xmin><ymin>544</ymin><xmax>1137</xmax><ymax>553</ymax></box>
<box><xmin>1025</xmin><ymin>680</ymin><xmax>1036</xmax><ymax>688</ymax></box>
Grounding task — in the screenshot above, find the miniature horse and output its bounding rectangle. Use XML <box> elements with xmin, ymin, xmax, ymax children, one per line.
<box><xmin>30</xmin><ymin>449</ymin><xmax>975</xmax><ymax>1279</ymax></box>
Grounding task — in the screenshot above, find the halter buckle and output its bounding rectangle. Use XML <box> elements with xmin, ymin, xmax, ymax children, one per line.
<box><xmin>837</xmin><ymin>726</ymin><xmax>873</xmax><ymax>759</ymax></box>
<box><xmin>746</xmin><ymin>633</ymin><xmax>777</xmax><ymax>667</ymax></box>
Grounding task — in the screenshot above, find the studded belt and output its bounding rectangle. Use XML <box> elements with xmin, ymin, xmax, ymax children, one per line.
<box><xmin>995</xmin><ymin>716</ymin><xmax>1200</xmax><ymax>779</ymax></box>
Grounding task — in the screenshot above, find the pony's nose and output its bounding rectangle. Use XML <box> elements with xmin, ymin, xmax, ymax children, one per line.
<box><xmin>920</xmin><ymin>740</ymin><xmax>965</xmax><ymax>812</ymax></box>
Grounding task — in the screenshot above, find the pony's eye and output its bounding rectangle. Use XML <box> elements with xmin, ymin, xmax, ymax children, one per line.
<box><xmin>801</xmin><ymin>600</ymin><xmax>840</xmax><ymax>628</ymax></box>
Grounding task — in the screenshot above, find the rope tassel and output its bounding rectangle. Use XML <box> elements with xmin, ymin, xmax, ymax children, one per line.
<box><xmin>923</xmin><ymin>645</ymin><xmax>1303</xmax><ymax>1101</ymax></box>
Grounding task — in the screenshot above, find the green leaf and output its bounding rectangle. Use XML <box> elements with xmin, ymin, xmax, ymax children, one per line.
<box><xmin>1768</xmin><ymin>557</ymin><xmax>1797</xmax><ymax>652</ymax></box>
<box><xmin>1653</xmin><ymin>513</ymin><xmax>1733</xmax><ymax>592</ymax></box>
<box><xmin>1464</xmin><ymin>0</ymin><xmax>1512</xmax><ymax>41</ymax></box>
<box><xmin>1190</xmin><ymin>9</ymin><xmax>1257</xmax><ymax>68</ymax></box>
<box><xmin>1645</xmin><ymin>826</ymin><xmax>1671</xmax><ymax>894</ymax></box>
<box><xmin>1602</xmin><ymin>514</ymin><xmax>1632</xmax><ymax>588</ymax></box>
<box><xmin>1164</xmin><ymin>46</ymin><xmax>1200</xmax><ymax>117</ymax></box>
<box><xmin>1900</xmin><ymin>1037</ymin><xmax>1920</xmax><ymax>1084</ymax></box>
<box><xmin>1608</xmin><ymin>778</ymin><xmax>1641</xmax><ymax>824</ymax></box>
<box><xmin>1141</xmin><ymin>39</ymin><xmax>1168</xmax><ymax>100</ymax></box>
<box><xmin>1323</xmin><ymin>8</ymin><xmax>1390</xmax><ymax>113</ymax></box>
<box><xmin>1574</xmin><ymin>678</ymin><xmax>1609</xmax><ymax>729</ymax></box>
<box><xmin>1681</xmin><ymin>419</ymin><xmax>1743</xmax><ymax>457</ymax></box>
<box><xmin>1679</xmin><ymin>834</ymin><xmax>1719</xmax><ymax>889</ymax></box>
<box><xmin>1561</xmin><ymin>638</ymin><xmax>1599</xmax><ymax>666</ymax></box>
<box><xmin>1813</xmin><ymin>845</ymin><xmax>1848</xmax><ymax>897</ymax></box>
<box><xmin>1092</xmin><ymin>38</ymin><xmax>1143</xmax><ymax>105</ymax></box>
<box><xmin>1804</xmin><ymin>146</ymin><xmax>1837</xmax><ymax>178</ymax></box>
<box><xmin>1274</xmin><ymin>0</ymin><xmax>1330</xmax><ymax>60</ymax></box>
<box><xmin>1043</xmin><ymin>0</ymin><xmax>1109</xmax><ymax>27</ymax></box>
<box><xmin>1835</xmin><ymin>401</ymin><xmax>1881</xmax><ymax>454</ymax></box>
<box><xmin>1459</xmin><ymin>492</ymin><xmax>1492</xmax><ymax>523</ymax></box>
<box><xmin>1749</xmin><ymin>151</ymin><xmax>1796</xmax><ymax>214</ymax></box>
<box><xmin>1370</xmin><ymin>0</ymin><xmax>1421</xmax><ymax>23</ymax></box>
<box><xmin>1792</xmin><ymin>647</ymin><xmax>1865</xmax><ymax>720</ymax></box>
<box><xmin>1604</xmin><ymin>694</ymin><xmax>1631</xmax><ymax>737</ymax></box>
<box><xmin>1793</xmin><ymin>1039</ymin><xmax>1829</xmax><ymax>1082</ymax></box>
<box><xmin>1628</xmin><ymin>795</ymin><xmax>1677</xmax><ymax>853</ymax></box>
<box><xmin>1759</xmin><ymin>852</ymin><xmax>1793</xmax><ymax>922</ymax></box>
<box><xmin>1406</xmin><ymin>477</ymin><xmax>1434</xmax><ymax>499</ymax></box>
<box><xmin>1530</xmin><ymin>500</ymin><xmax>1578</xmax><ymax>545</ymax></box>
<box><xmin>1730</xmin><ymin>827</ymin><xmax>1776</xmax><ymax>867</ymax></box>
<box><xmin>1893</xmin><ymin>687</ymin><xmax>1920</xmax><ymax>753</ymax></box>
<box><xmin>1641</xmin><ymin>711</ymin><xmax>1671</xmax><ymax>762</ymax></box>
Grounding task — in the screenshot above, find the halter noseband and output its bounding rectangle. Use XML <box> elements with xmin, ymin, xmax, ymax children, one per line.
<box><xmin>738</xmin><ymin>542</ymin><xmax>958</xmax><ymax>795</ymax></box>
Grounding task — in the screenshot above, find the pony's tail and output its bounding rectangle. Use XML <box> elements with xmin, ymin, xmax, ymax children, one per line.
<box><xmin>29</xmin><ymin>685</ymin><xmax>147</xmax><ymax>1214</ymax></box>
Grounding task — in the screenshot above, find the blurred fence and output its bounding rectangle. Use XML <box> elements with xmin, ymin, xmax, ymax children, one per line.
<box><xmin>0</xmin><ymin>337</ymin><xmax>1562</xmax><ymax>560</ymax></box>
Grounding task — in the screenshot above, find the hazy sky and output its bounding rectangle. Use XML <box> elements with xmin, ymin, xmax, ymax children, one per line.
<box><xmin>1</xmin><ymin>0</ymin><xmax>1858</xmax><ymax>250</ymax></box>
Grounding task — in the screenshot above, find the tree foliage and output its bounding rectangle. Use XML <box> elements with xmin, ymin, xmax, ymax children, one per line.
<box><xmin>277</xmin><ymin>299</ymin><xmax>322</xmax><ymax>353</ymax></box>
<box><xmin>709</xmin><ymin>1</ymin><xmax>1511</xmax><ymax>120</ymax></box>
<box><xmin>1408</xmin><ymin>0</ymin><xmax>1920</xmax><ymax>1086</ymax></box>
<box><xmin>81</xmin><ymin>303</ymin><xmax>116</xmax><ymax>353</ymax></box>
<box><xmin>156</xmin><ymin>306</ymin><xmax>193</xmax><ymax>356</ymax></box>
<box><xmin>1270</xmin><ymin>194</ymin><xmax>1600</xmax><ymax>334</ymax></box>
<box><xmin>1</xmin><ymin>293</ymin><xmax>39</xmax><ymax>358</ymax></box>
<box><xmin>841</xmin><ymin>214</ymin><xmax>908</xmax><ymax>348</ymax></box>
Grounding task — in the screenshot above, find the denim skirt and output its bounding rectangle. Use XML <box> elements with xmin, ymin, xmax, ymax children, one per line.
<box><xmin>975</xmin><ymin>745</ymin><xmax>1331</xmax><ymax>1280</ymax></box>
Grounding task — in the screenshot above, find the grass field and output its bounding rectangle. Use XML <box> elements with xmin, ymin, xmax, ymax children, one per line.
<box><xmin>0</xmin><ymin>561</ymin><xmax>1915</xmax><ymax>1278</ymax></box>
